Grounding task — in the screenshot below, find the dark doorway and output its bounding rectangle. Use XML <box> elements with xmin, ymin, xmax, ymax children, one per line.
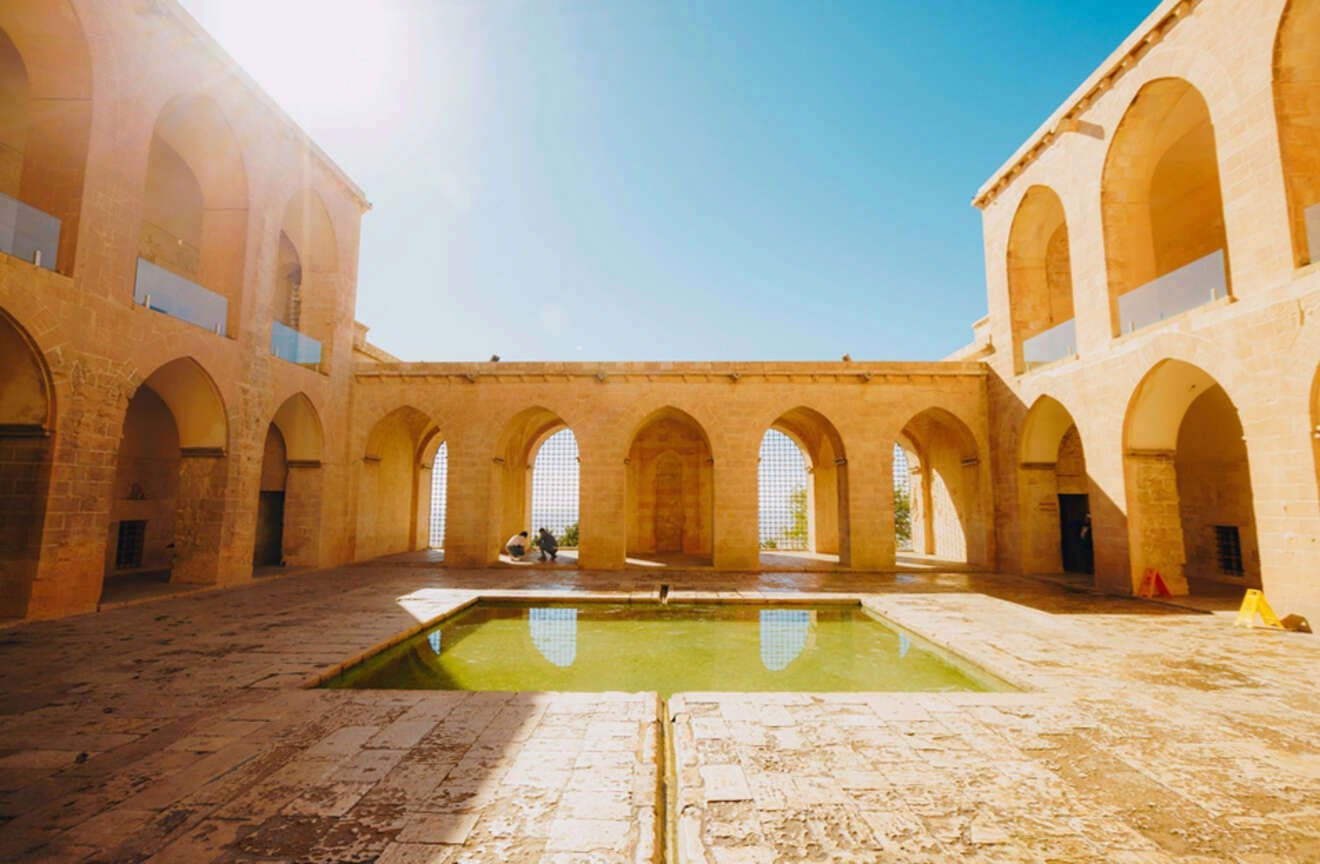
<box><xmin>1058</xmin><ymin>494</ymin><xmax>1092</xmax><ymax>574</ymax></box>
<box><xmin>254</xmin><ymin>491</ymin><xmax>285</xmax><ymax>566</ymax></box>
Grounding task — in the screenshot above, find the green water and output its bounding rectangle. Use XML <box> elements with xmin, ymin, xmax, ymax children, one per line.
<box><xmin>323</xmin><ymin>602</ymin><xmax>1010</xmax><ymax>697</ymax></box>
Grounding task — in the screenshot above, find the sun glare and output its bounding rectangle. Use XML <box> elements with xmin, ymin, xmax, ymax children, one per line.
<box><xmin>180</xmin><ymin>0</ymin><xmax>412</xmax><ymax>132</ymax></box>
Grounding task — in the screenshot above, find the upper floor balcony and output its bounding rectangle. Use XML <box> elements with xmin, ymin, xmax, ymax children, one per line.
<box><xmin>1022</xmin><ymin>317</ymin><xmax>1076</xmax><ymax>371</ymax></box>
<box><xmin>134</xmin><ymin>257</ymin><xmax>228</xmax><ymax>335</ymax></box>
<box><xmin>0</xmin><ymin>192</ymin><xmax>59</xmax><ymax>272</ymax></box>
<box><xmin>271</xmin><ymin>320</ymin><xmax>323</xmax><ymax>372</ymax></box>
<box><xmin>1118</xmin><ymin>249</ymin><xmax>1227</xmax><ymax>337</ymax></box>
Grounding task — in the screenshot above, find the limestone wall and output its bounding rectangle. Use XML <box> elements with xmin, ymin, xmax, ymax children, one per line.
<box><xmin>349</xmin><ymin>363</ymin><xmax>991</xmax><ymax>572</ymax></box>
<box><xmin>0</xmin><ymin>0</ymin><xmax>366</xmax><ymax>619</ymax></box>
<box><xmin>973</xmin><ymin>0</ymin><xmax>1320</xmax><ymax>619</ymax></box>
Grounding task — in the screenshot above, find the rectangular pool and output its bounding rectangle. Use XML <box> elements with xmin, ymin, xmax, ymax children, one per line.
<box><xmin>320</xmin><ymin>601</ymin><xmax>1013</xmax><ymax>697</ymax></box>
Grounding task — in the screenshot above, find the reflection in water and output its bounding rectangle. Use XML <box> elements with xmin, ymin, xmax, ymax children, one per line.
<box><xmin>428</xmin><ymin>631</ymin><xmax>442</xmax><ymax>655</ymax></box>
<box><xmin>759</xmin><ymin>609</ymin><xmax>811</xmax><ymax>671</ymax></box>
<box><xmin>899</xmin><ymin>633</ymin><xmax>911</xmax><ymax>659</ymax></box>
<box><xmin>529</xmin><ymin>607</ymin><xmax>578</xmax><ymax>667</ymax></box>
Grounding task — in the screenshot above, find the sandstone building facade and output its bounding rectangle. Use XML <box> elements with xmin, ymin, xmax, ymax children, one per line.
<box><xmin>2</xmin><ymin>0</ymin><xmax>1319</xmax><ymax>624</ymax></box>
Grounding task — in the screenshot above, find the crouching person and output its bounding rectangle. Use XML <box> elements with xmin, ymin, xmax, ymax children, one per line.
<box><xmin>537</xmin><ymin>527</ymin><xmax>559</xmax><ymax>562</ymax></box>
<box><xmin>506</xmin><ymin>530</ymin><xmax>530</xmax><ymax>561</ymax></box>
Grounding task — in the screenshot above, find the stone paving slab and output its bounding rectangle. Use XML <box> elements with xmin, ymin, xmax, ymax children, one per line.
<box><xmin>671</xmin><ymin>589</ymin><xmax>1320</xmax><ymax>863</ymax></box>
<box><xmin>1</xmin><ymin>562</ymin><xmax>1319</xmax><ymax>861</ymax></box>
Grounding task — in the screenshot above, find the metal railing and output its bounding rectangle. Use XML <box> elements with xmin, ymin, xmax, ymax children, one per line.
<box><xmin>0</xmin><ymin>191</ymin><xmax>59</xmax><ymax>271</ymax></box>
<box><xmin>271</xmin><ymin>320</ymin><xmax>322</xmax><ymax>369</ymax></box>
<box><xmin>1118</xmin><ymin>249</ymin><xmax>1226</xmax><ymax>335</ymax></box>
<box><xmin>1021</xmin><ymin>317</ymin><xmax>1076</xmax><ymax>370</ymax></box>
<box><xmin>134</xmin><ymin>257</ymin><xmax>228</xmax><ymax>334</ymax></box>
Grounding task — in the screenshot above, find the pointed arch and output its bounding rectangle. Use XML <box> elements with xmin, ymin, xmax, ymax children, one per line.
<box><xmin>1101</xmin><ymin>78</ymin><xmax>1230</xmax><ymax>336</ymax></box>
<box><xmin>760</xmin><ymin>406</ymin><xmax>850</xmax><ymax>565</ymax></box>
<box><xmin>1018</xmin><ymin>396</ymin><xmax>1094</xmax><ymax>577</ymax></box>
<box><xmin>1274</xmin><ymin>0</ymin><xmax>1320</xmax><ymax>266</ymax></box>
<box><xmin>272</xmin><ymin>189</ymin><xmax>339</xmax><ymax>370</ymax></box>
<box><xmin>256</xmin><ymin>393</ymin><xmax>325</xmax><ymax>568</ymax></box>
<box><xmin>490</xmin><ymin>405</ymin><xmax>578</xmax><ymax>563</ymax></box>
<box><xmin>1007</xmin><ymin>185</ymin><xmax>1075</xmax><ymax>371</ymax></box>
<box><xmin>357</xmin><ymin>405</ymin><xmax>439</xmax><ymax>561</ymax></box>
<box><xmin>108</xmin><ymin>356</ymin><xmax>230</xmax><ymax>591</ymax></box>
<box><xmin>138</xmin><ymin>94</ymin><xmax>250</xmax><ymax>336</ymax></box>
<box><xmin>0</xmin><ymin>0</ymin><xmax>93</xmax><ymax>272</ymax></box>
<box><xmin>626</xmin><ymin>406</ymin><xmax>714</xmax><ymax>561</ymax></box>
<box><xmin>139</xmin><ymin>358</ymin><xmax>229</xmax><ymax>452</ymax></box>
<box><xmin>0</xmin><ymin>305</ymin><xmax>55</xmax><ymax>617</ymax></box>
<box><xmin>1123</xmin><ymin>359</ymin><xmax>1260</xmax><ymax>594</ymax></box>
<box><xmin>896</xmin><ymin>407</ymin><xmax>986</xmax><ymax>565</ymax></box>
<box><xmin>271</xmin><ymin>392</ymin><xmax>323</xmax><ymax>464</ymax></box>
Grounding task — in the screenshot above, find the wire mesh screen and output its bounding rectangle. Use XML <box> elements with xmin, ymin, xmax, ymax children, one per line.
<box><xmin>428</xmin><ymin>442</ymin><xmax>448</xmax><ymax>549</ymax></box>
<box><xmin>759</xmin><ymin>609</ymin><xmax>811</xmax><ymax>671</ymax></box>
<box><xmin>531</xmin><ymin>429</ymin><xmax>580</xmax><ymax>544</ymax></box>
<box><xmin>758</xmin><ymin>429</ymin><xmax>809</xmax><ymax>550</ymax></box>
<box><xmin>893</xmin><ymin>444</ymin><xmax>913</xmax><ymax>551</ymax></box>
<box><xmin>529</xmin><ymin>607</ymin><xmax>578</xmax><ymax>667</ymax></box>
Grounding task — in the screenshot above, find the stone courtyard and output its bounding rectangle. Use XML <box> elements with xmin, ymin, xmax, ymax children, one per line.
<box><xmin>1</xmin><ymin>561</ymin><xmax>1317</xmax><ymax>863</ymax></box>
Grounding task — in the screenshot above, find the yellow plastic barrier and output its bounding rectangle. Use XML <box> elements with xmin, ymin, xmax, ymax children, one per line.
<box><xmin>1235</xmin><ymin>589</ymin><xmax>1283</xmax><ymax>630</ymax></box>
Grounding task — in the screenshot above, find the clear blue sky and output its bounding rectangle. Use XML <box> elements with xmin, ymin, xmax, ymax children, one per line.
<box><xmin>179</xmin><ymin>0</ymin><xmax>1155</xmax><ymax>362</ymax></box>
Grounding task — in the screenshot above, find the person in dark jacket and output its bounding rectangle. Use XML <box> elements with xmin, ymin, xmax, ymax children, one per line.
<box><xmin>537</xmin><ymin>527</ymin><xmax>559</xmax><ymax>562</ymax></box>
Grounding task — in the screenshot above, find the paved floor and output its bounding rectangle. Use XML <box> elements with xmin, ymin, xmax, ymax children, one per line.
<box><xmin>0</xmin><ymin>561</ymin><xmax>1316</xmax><ymax>863</ymax></box>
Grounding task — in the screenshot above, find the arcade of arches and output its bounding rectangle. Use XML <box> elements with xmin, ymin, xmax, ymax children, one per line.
<box><xmin>4</xmin><ymin>0</ymin><xmax>1320</xmax><ymax>628</ymax></box>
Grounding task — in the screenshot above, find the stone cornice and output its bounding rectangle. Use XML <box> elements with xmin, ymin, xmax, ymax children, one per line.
<box><xmin>353</xmin><ymin>360</ymin><xmax>988</xmax><ymax>384</ymax></box>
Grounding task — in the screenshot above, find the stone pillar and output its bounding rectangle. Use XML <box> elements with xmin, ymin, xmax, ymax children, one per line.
<box><xmin>845</xmin><ymin>446</ymin><xmax>894</xmax><ymax>571</ymax></box>
<box><xmin>171</xmin><ymin>451</ymin><xmax>228</xmax><ymax>584</ymax></box>
<box><xmin>1124</xmin><ymin>450</ymin><xmax>1187</xmax><ymax>594</ymax></box>
<box><xmin>578</xmin><ymin>450</ymin><xmax>626</xmax><ymax>570</ymax></box>
<box><xmin>713</xmin><ymin>456</ymin><xmax>758</xmax><ymax>570</ymax></box>
<box><xmin>413</xmin><ymin>461</ymin><xmax>433</xmax><ymax>551</ymax></box>
<box><xmin>1018</xmin><ymin>463</ymin><xmax>1062</xmax><ymax>574</ymax></box>
<box><xmin>442</xmin><ymin>439</ymin><xmax>497</xmax><ymax>568</ymax></box>
<box><xmin>0</xmin><ymin>433</ymin><xmax>52</xmax><ymax>618</ymax></box>
<box><xmin>813</xmin><ymin>463</ymin><xmax>838</xmax><ymax>557</ymax></box>
<box><xmin>282</xmin><ymin>462</ymin><xmax>322</xmax><ymax>566</ymax></box>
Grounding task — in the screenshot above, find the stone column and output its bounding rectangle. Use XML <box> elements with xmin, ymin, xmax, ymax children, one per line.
<box><xmin>844</xmin><ymin>445</ymin><xmax>894</xmax><ymax>571</ymax></box>
<box><xmin>442</xmin><ymin>438</ymin><xmax>498</xmax><ymax>568</ymax></box>
<box><xmin>171</xmin><ymin>450</ymin><xmax>228</xmax><ymax>584</ymax></box>
<box><xmin>1124</xmin><ymin>450</ymin><xmax>1187</xmax><ymax>594</ymax></box>
<box><xmin>282</xmin><ymin>461</ymin><xmax>322</xmax><ymax>566</ymax></box>
<box><xmin>412</xmin><ymin>461</ymin><xmax>433</xmax><ymax>551</ymax></box>
<box><xmin>1018</xmin><ymin>463</ymin><xmax>1062</xmax><ymax>574</ymax></box>
<box><xmin>0</xmin><ymin>432</ymin><xmax>52</xmax><ymax>618</ymax></box>
<box><xmin>578</xmin><ymin>450</ymin><xmax>626</xmax><ymax>570</ymax></box>
<box><xmin>713</xmin><ymin>455</ymin><xmax>758</xmax><ymax>570</ymax></box>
